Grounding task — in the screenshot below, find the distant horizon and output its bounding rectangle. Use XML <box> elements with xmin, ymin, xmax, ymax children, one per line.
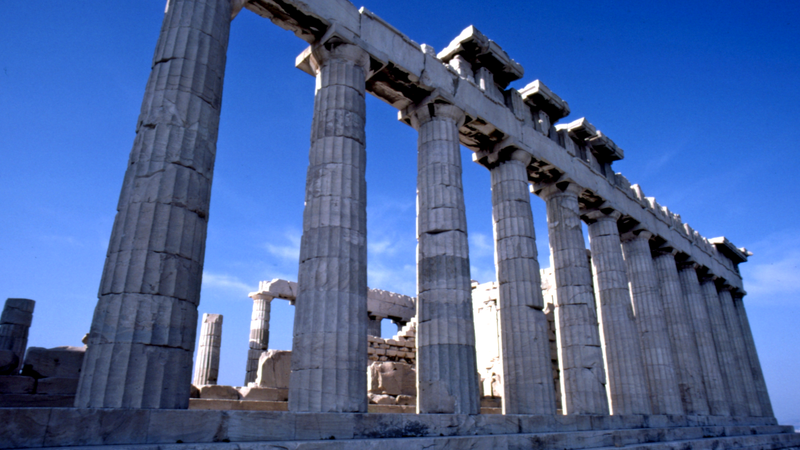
<box><xmin>1</xmin><ymin>0</ymin><xmax>798</xmax><ymax>423</ymax></box>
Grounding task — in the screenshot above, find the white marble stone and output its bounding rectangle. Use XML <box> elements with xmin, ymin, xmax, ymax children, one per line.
<box><xmin>585</xmin><ymin>210</ymin><xmax>651</xmax><ymax>415</ymax></box>
<box><xmin>193</xmin><ymin>313</ymin><xmax>223</xmax><ymax>386</ymax></box>
<box><xmin>290</xmin><ymin>36</ymin><xmax>370</xmax><ymax>413</ymax></box>
<box><xmin>538</xmin><ymin>182</ymin><xmax>608</xmax><ymax>415</ymax></box>
<box><xmin>621</xmin><ymin>231</ymin><xmax>683</xmax><ymax>415</ymax></box>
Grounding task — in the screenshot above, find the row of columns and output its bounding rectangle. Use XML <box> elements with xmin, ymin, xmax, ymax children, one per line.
<box><xmin>76</xmin><ymin>0</ymin><xmax>773</xmax><ymax>418</ymax></box>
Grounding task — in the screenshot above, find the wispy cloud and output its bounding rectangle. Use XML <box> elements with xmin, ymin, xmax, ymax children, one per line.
<box><xmin>470</xmin><ymin>264</ymin><xmax>496</xmax><ymax>285</ymax></box>
<box><xmin>201</xmin><ymin>272</ymin><xmax>254</xmax><ymax>295</ymax></box>
<box><xmin>265</xmin><ymin>229</ymin><xmax>301</xmax><ymax>261</ymax></box>
<box><xmin>740</xmin><ymin>230</ymin><xmax>800</xmax><ymax>300</ymax></box>
<box><xmin>469</xmin><ymin>232</ymin><xmax>494</xmax><ymax>258</ymax></box>
<box><xmin>368</xmin><ymin>262</ymin><xmax>416</xmax><ymax>297</ymax></box>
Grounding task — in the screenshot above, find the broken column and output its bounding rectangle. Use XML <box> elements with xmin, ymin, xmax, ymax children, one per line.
<box><xmin>486</xmin><ymin>144</ymin><xmax>555</xmax><ymax>415</ymax></box>
<box><xmin>621</xmin><ymin>231</ymin><xmax>683</xmax><ymax>415</ymax></box>
<box><xmin>193</xmin><ymin>313</ymin><xmax>223</xmax><ymax>386</ymax></box>
<box><xmin>733</xmin><ymin>293</ymin><xmax>774</xmax><ymax>417</ymax></box>
<box><xmin>700</xmin><ymin>276</ymin><xmax>748</xmax><ymax>416</ymax></box>
<box><xmin>245</xmin><ymin>293</ymin><xmax>272</xmax><ymax>385</ymax></box>
<box><xmin>403</xmin><ymin>97</ymin><xmax>480</xmax><ymax>414</ymax></box>
<box><xmin>538</xmin><ymin>182</ymin><xmax>608</xmax><ymax>415</ymax></box>
<box><xmin>289</xmin><ymin>35</ymin><xmax>370</xmax><ymax>413</ymax></box>
<box><xmin>0</xmin><ymin>298</ymin><xmax>35</xmax><ymax>374</ymax></box>
<box><xmin>584</xmin><ymin>210</ymin><xmax>651</xmax><ymax>415</ymax></box>
<box><xmin>677</xmin><ymin>263</ymin><xmax>730</xmax><ymax>416</ymax></box>
<box><xmin>652</xmin><ymin>250</ymin><xmax>709</xmax><ymax>415</ymax></box>
<box><xmin>719</xmin><ymin>286</ymin><xmax>762</xmax><ymax>417</ymax></box>
<box><xmin>75</xmin><ymin>0</ymin><xmax>234</xmax><ymax>409</ymax></box>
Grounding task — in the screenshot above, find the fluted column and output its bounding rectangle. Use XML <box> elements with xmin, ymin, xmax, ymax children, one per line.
<box><xmin>719</xmin><ymin>286</ymin><xmax>761</xmax><ymax>417</ymax></box>
<box><xmin>488</xmin><ymin>147</ymin><xmax>555</xmax><ymax>415</ymax></box>
<box><xmin>653</xmin><ymin>251</ymin><xmax>709</xmax><ymax>415</ymax></box>
<box><xmin>539</xmin><ymin>182</ymin><xmax>608</xmax><ymax>415</ymax></box>
<box><xmin>621</xmin><ymin>231</ymin><xmax>683</xmax><ymax>415</ymax></box>
<box><xmin>677</xmin><ymin>264</ymin><xmax>730</xmax><ymax>416</ymax></box>
<box><xmin>405</xmin><ymin>98</ymin><xmax>480</xmax><ymax>414</ymax></box>
<box><xmin>585</xmin><ymin>210</ymin><xmax>650</xmax><ymax>415</ymax></box>
<box><xmin>245</xmin><ymin>294</ymin><xmax>272</xmax><ymax>385</ymax></box>
<box><xmin>700</xmin><ymin>277</ymin><xmax>748</xmax><ymax>416</ymax></box>
<box><xmin>733</xmin><ymin>294</ymin><xmax>774</xmax><ymax>417</ymax></box>
<box><xmin>76</xmin><ymin>0</ymin><xmax>233</xmax><ymax>409</ymax></box>
<box><xmin>0</xmin><ymin>298</ymin><xmax>35</xmax><ymax>374</ymax></box>
<box><xmin>289</xmin><ymin>38</ymin><xmax>370</xmax><ymax>413</ymax></box>
<box><xmin>193</xmin><ymin>313</ymin><xmax>223</xmax><ymax>386</ymax></box>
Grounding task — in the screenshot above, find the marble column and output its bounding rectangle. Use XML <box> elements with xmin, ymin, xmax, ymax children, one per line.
<box><xmin>719</xmin><ymin>287</ymin><xmax>762</xmax><ymax>417</ymax></box>
<box><xmin>289</xmin><ymin>38</ymin><xmax>370</xmax><ymax>413</ymax></box>
<box><xmin>700</xmin><ymin>277</ymin><xmax>748</xmax><ymax>416</ymax></box>
<box><xmin>0</xmin><ymin>298</ymin><xmax>35</xmax><ymax>374</ymax></box>
<box><xmin>621</xmin><ymin>231</ymin><xmax>683</xmax><ymax>415</ymax></box>
<box><xmin>193</xmin><ymin>313</ymin><xmax>223</xmax><ymax>386</ymax></box>
<box><xmin>76</xmin><ymin>0</ymin><xmax>233</xmax><ymax>409</ymax></box>
<box><xmin>585</xmin><ymin>210</ymin><xmax>650</xmax><ymax>415</ymax></box>
<box><xmin>406</xmin><ymin>98</ymin><xmax>480</xmax><ymax>414</ymax></box>
<box><xmin>245</xmin><ymin>294</ymin><xmax>272</xmax><ymax>385</ymax></box>
<box><xmin>733</xmin><ymin>294</ymin><xmax>774</xmax><ymax>417</ymax></box>
<box><xmin>539</xmin><ymin>182</ymin><xmax>608</xmax><ymax>415</ymax></box>
<box><xmin>652</xmin><ymin>251</ymin><xmax>709</xmax><ymax>415</ymax></box>
<box><xmin>489</xmin><ymin>147</ymin><xmax>555</xmax><ymax>415</ymax></box>
<box><xmin>677</xmin><ymin>264</ymin><xmax>730</xmax><ymax>416</ymax></box>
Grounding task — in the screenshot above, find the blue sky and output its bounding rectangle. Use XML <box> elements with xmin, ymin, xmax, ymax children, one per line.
<box><xmin>1</xmin><ymin>1</ymin><xmax>799</xmax><ymax>424</ymax></box>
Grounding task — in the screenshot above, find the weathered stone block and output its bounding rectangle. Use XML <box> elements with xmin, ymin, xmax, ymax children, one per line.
<box><xmin>255</xmin><ymin>349</ymin><xmax>291</xmax><ymax>389</ymax></box>
<box><xmin>35</xmin><ymin>377</ymin><xmax>79</xmax><ymax>395</ymax></box>
<box><xmin>199</xmin><ymin>384</ymin><xmax>240</xmax><ymax>400</ymax></box>
<box><xmin>236</xmin><ymin>386</ymin><xmax>288</xmax><ymax>402</ymax></box>
<box><xmin>0</xmin><ymin>349</ymin><xmax>18</xmax><ymax>375</ymax></box>
<box><xmin>21</xmin><ymin>346</ymin><xmax>84</xmax><ymax>379</ymax></box>
<box><xmin>367</xmin><ymin>361</ymin><xmax>415</xmax><ymax>396</ymax></box>
<box><xmin>0</xmin><ymin>375</ymin><xmax>35</xmax><ymax>394</ymax></box>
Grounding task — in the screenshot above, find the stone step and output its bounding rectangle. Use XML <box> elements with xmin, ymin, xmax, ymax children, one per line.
<box><xmin>32</xmin><ymin>428</ymin><xmax>800</xmax><ymax>450</ymax></box>
<box><xmin>1</xmin><ymin>408</ymin><xmax>788</xmax><ymax>450</ymax></box>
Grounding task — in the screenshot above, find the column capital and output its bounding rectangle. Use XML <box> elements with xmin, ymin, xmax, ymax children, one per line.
<box><xmin>249</xmin><ymin>292</ymin><xmax>275</xmax><ymax>302</ymax></box>
<box><xmin>473</xmin><ymin>137</ymin><xmax>532</xmax><ymax>168</ymax></box>
<box><xmin>582</xmin><ymin>207</ymin><xmax>622</xmax><ymax>224</ymax></box>
<box><xmin>400</xmin><ymin>92</ymin><xmax>466</xmax><ymax>130</ymax></box>
<box><xmin>534</xmin><ymin>180</ymin><xmax>582</xmax><ymax>200</ymax></box>
<box><xmin>620</xmin><ymin>229</ymin><xmax>653</xmax><ymax>243</ymax></box>
<box><xmin>676</xmin><ymin>260</ymin><xmax>701</xmax><ymax>271</ymax></box>
<box><xmin>652</xmin><ymin>246</ymin><xmax>679</xmax><ymax>258</ymax></box>
<box><xmin>297</xmin><ymin>25</ymin><xmax>371</xmax><ymax>75</ymax></box>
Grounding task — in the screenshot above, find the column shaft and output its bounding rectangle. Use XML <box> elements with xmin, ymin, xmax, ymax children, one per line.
<box><xmin>0</xmin><ymin>298</ymin><xmax>35</xmax><ymax>374</ymax></box>
<box><xmin>653</xmin><ymin>253</ymin><xmax>709</xmax><ymax>415</ymax></box>
<box><xmin>411</xmin><ymin>100</ymin><xmax>480</xmax><ymax>414</ymax></box>
<box><xmin>367</xmin><ymin>316</ymin><xmax>383</xmax><ymax>337</ymax></box>
<box><xmin>621</xmin><ymin>233</ymin><xmax>683</xmax><ymax>415</ymax></box>
<box><xmin>733</xmin><ymin>296</ymin><xmax>774</xmax><ymax>417</ymax></box>
<box><xmin>700</xmin><ymin>279</ymin><xmax>748</xmax><ymax>416</ymax></box>
<box><xmin>489</xmin><ymin>151</ymin><xmax>555</xmax><ymax>415</ymax></box>
<box><xmin>541</xmin><ymin>183</ymin><xmax>608</xmax><ymax>415</ymax></box>
<box><xmin>193</xmin><ymin>313</ymin><xmax>223</xmax><ymax>386</ymax></box>
<box><xmin>587</xmin><ymin>214</ymin><xmax>650</xmax><ymax>415</ymax></box>
<box><xmin>289</xmin><ymin>41</ymin><xmax>369</xmax><ymax>413</ymax></box>
<box><xmin>719</xmin><ymin>288</ymin><xmax>762</xmax><ymax>417</ymax></box>
<box><xmin>245</xmin><ymin>295</ymin><xmax>271</xmax><ymax>385</ymax></box>
<box><xmin>677</xmin><ymin>267</ymin><xmax>730</xmax><ymax>416</ymax></box>
<box><xmin>76</xmin><ymin>0</ymin><xmax>232</xmax><ymax>409</ymax></box>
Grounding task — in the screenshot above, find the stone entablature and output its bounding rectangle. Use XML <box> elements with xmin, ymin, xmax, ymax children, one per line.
<box><xmin>256</xmin><ymin>0</ymin><xmax>745</xmax><ymax>291</ymax></box>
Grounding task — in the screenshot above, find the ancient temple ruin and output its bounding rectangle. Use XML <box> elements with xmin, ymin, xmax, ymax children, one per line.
<box><xmin>2</xmin><ymin>0</ymin><xmax>799</xmax><ymax>448</ymax></box>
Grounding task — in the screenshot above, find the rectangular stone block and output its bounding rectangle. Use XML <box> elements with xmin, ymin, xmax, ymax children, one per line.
<box><xmin>0</xmin><ymin>375</ymin><xmax>35</xmax><ymax>394</ymax></box>
<box><xmin>147</xmin><ymin>410</ymin><xmax>227</xmax><ymax>444</ymax></box>
<box><xmin>43</xmin><ymin>408</ymin><xmax>150</xmax><ymax>447</ymax></box>
<box><xmin>0</xmin><ymin>407</ymin><xmax>50</xmax><ymax>448</ymax></box>
<box><xmin>35</xmin><ymin>377</ymin><xmax>79</xmax><ymax>395</ymax></box>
